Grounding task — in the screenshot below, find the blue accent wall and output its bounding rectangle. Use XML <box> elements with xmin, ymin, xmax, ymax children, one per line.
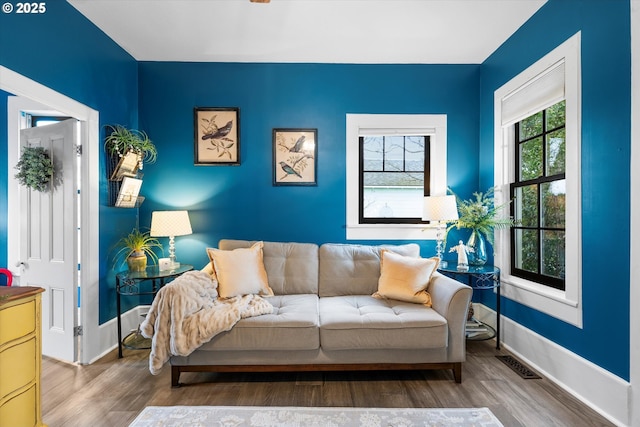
<box><xmin>478</xmin><ymin>0</ymin><xmax>631</xmax><ymax>379</ymax></box>
<box><xmin>0</xmin><ymin>1</ymin><xmax>140</xmax><ymax>323</ymax></box>
<box><xmin>0</xmin><ymin>0</ymin><xmax>633</xmax><ymax>382</ymax></box>
<box><xmin>137</xmin><ymin>62</ymin><xmax>480</xmax><ymax>269</ymax></box>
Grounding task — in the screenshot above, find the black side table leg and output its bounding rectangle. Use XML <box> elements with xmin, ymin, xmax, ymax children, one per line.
<box><xmin>117</xmin><ymin>278</ymin><xmax>123</xmax><ymax>358</ymax></box>
<box><xmin>496</xmin><ymin>273</ymin><xmax>501</xmax><ymax>350</ymax></box>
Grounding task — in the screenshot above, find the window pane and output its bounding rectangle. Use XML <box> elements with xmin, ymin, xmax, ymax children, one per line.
<box><xmin>363</xmin><ymin>172</ymin><xmax>424</xmax><ymax>187</ymax></box>
<box><xmin>519</xmin><ymin>111</ymin><xmax>542</xmax><ymax>141</ymax></box>
<box><xmin>546</xmin><ymin>100</ymin><xmax>566</xmax><ymax>130</ymax></box>
<box><xmin>384</xmin><ymin>136</ymin><xmax>405</xmax><ymax>172</ymax></box>
<box><xmin>519</xmin><ymin>137</ymin><xmax>543</xmax><ymax>180</ymax></box>
<box><xmin>542</xmin><ymin>230</ymin><xmax>565</xmax><ymax>279</ymax></box>
<box><xmin>541</xmin><ymin>180</ymin><xmax>565</xmax><ymax>228</ymax></box>
<box><xmin>363</xmin><ymin>136</ymin><xmax>383</xmax><ymax>171</ymax></box>
<box><xmin>515</xmin><ymin>184</ymin><xmax>538</xmax><ymax>227</ymax></box>
<box><xmin>361</xmin><ymin>135</ymin><xmax>426</xmax><ymax>221</ymax></box>
<box><xmin>405</xmin><ymin>136</ymin><xmax>425</xmax><ymax>171</ymax></box>
<box><xmin>515</xmin><ymin>229</ymin><xmax>538</xmax><ymax>273</ymax></box>
<box><xmin>546</xmin><ymin>129</ymin><xmax>565</xmax><ymax>175</ymax></box>
<box><xmin>363</xmin><ymin>186</ymin><xmax>424</xmax><ymax>218</ymax></box>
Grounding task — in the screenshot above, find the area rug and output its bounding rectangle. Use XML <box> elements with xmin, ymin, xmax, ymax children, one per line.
<box><xmin>129</xmin><ymin>405</ymin><xmax>504</xmax><ymax>426</ymax></box>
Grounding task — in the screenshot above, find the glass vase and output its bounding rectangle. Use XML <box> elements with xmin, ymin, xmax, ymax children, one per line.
<box><xmin>466</xmin><ymin>229</ymin><xmax>488</xmax><ymax>266</ymax></box>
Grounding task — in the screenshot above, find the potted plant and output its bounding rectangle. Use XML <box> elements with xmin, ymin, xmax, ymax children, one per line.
<box><xmin>14</xmin><ymin>146</ymin><xmax>54</xmax><ymax>192</ymax></box>
<box><xmin>104</xmin><ymin>125</ymin><xmax>158</xmax><ymax>167</ymax></box>
<box><xmin>448</xmin><ymin>187</ymin><xmax>516</xmax><ymax>266</ymax></box>
<box><xmin>113</xmin><ymin>228</ymin><xmax>163</xmax><ymax>271</ymax></box>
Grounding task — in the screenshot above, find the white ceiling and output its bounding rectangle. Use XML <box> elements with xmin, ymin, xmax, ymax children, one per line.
<box><xmin>67</xmin><ymin>0</ymin><xmax>546</xmax><ymax>64</ymax></box>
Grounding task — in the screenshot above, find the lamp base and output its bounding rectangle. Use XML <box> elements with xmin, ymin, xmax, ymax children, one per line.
<box><xmin>435</xmin><ymin>224</ymin><xmax>447</xmax><ymax>268</ymax></box>
<box><xmin>160</xmin><ymin>259</ymin><xmax>180</xmax><ymax>271</ymax></box>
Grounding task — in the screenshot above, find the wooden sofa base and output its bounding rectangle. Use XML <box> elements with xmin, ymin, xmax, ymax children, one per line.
<box><xmin>171</xmin><ymin>362</ymin><xmax>462</xmax><ymax>387</ymax></box>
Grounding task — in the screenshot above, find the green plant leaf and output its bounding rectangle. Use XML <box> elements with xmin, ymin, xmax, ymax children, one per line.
<box><xmin>111</xmin><ymin>228</ymin><xmax>163</xmax><ymax>269</ymax></box>
<box><xmin>104</xmin><ymin>125</ymin><xmax>157</xmax><ymax>164</ymax></box>
<box><xmin>447</xmin><ymin>186</ymin><xmax>518</xmax><ymax>246</ymax></box>
<box><xmin>14</xmin><ymin>146</ymin><xmax>54</xmax><ymax>192</ymax></box>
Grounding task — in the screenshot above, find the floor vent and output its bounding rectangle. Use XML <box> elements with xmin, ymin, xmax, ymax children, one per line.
<box><xmin>496</xmin><ymin>355</ymin><xmax>541</xmax><ymax>379</ymax></box>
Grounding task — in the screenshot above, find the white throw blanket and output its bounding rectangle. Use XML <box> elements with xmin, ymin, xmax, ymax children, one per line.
<box><xmin>140</xmin><ymin>270</ymin><xmax>273</xmax><ymax>375</ymax></box>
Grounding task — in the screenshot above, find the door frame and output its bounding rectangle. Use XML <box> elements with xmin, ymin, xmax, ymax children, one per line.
<box><xmin>2</xmin><ymin>65</ymin><xmax>100</xmax><ymax>364</ymax></box>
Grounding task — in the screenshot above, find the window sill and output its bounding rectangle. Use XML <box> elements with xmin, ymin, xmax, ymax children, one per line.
<box><xmin>500</xmin><ymin>274</ymin><xmax>582</xmax><ymax>327</ymax></box>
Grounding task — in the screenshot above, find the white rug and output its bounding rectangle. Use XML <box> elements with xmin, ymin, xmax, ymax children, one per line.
<box><xmin>129</xmin><ymin>405</ymin><xmax>504</xmax><ymax>426</ymax></box>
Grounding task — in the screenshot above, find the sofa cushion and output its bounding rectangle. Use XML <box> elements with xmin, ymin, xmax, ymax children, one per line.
<box><xmin>319</xmin><ymin>243</ymin><xmax>420</xmax><ymax>297</ymax></box>
<box><xmin>196</xmin><ymin>295</ymin><xmax>320</xmax><ymax>351</ymax></box>
<box><xmin>373</xmin><ymin>250</ymin><xmax>438</xmax><ymax>306</ymax></box>
<box><xmin>319</xmin><ymin>296</ymin><xmax>447</xmax><ymax>350</ymax></box>
<box><xmin>206</xmin><ymin>241</ymin><xmax>274</xmax><ymax>298</ymax></box>
<box><xmin>219</xmin><ymin>240</ymin><xmax>319</xmax><ymax>295</ymax></box>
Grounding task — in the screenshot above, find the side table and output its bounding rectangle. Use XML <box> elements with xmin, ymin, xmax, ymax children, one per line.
<box><xmin>116</xmin><ymin>264</ymin><xmax>193</xmax><ymax>358</ymax></box>
<box><xmin>437</xmin><ymin>262</ymin><xmax>501</xmax><ymax>349</ymax></box>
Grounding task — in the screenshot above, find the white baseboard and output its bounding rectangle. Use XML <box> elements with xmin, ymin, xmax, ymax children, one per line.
<box><xmin>87</xmin><ymin>305</ymin><xmax>150</xmax><ymax>364</ymax></box>
<box><xmin>474</xmin><ymin>303</ymin><xmax>630</xmax><ymax>427</ymax></box>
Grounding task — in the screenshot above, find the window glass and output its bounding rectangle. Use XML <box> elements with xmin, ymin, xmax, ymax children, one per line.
<box><xmin>361</xmin><ymin>135</ymin><xmax>428</xmax><ymax>222</ymax></box>
<box><xmin>519</xmin><ymin>111</ymin><xmax>542</xmax><ymax>140</ymax></box>
<box><xmin>511</xmin><ymin>101</ymin><xmax>566</xmax><ymax>290</ymax></box>
<box><xmin>519</xmin><ymin>137</ymin><xmax>543</xmax><ymax>180</ymax></box>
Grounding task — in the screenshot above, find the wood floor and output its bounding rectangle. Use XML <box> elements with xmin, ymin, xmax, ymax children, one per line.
<box><xmin>41</xmin><ymin>339</ymin><xmax>615</xmax><ymax>427</ymax></box>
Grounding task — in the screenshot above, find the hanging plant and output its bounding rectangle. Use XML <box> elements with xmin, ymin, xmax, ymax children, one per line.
<box><xmin>14</xmin><ymin>146</ymin><xmax>54</xmax><ymax>192</ymax></box>
<box><xmin>104</xmin><ymin>125</ymin><xmax>157</xmax><ymax>168</ymax></box>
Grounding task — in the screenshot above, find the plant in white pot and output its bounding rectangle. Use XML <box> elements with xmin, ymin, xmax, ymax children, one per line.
<box><xmin>113</xmin><ymin>229</ymin><xmax>162</xmax><ymax>272</ymax></box>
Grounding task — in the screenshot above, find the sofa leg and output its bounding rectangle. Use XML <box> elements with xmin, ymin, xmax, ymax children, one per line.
<box><xmin>171</xmin><ymin>366</ymin><xmax>181</xmax><ymax>388</ymax></box>
<box><xmin>453</xmin><ymin>363</ymin><xmax>462</xmax><ymax>383</ymax></box>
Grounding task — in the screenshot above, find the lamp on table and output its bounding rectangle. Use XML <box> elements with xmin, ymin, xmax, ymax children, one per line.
<box><xmin>150</xmin><ymin>210</ymin><xmax>192</xmax><ymax>269</ymax></box>
<box><xmin>423</xmin><ymin>195</ymin><xmax>458</xmax><ymax>267</ymax></box>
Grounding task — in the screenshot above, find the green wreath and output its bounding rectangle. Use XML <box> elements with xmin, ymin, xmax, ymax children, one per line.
<box><xmin>15</xmin><ymin>146</ymin><xmax>54</xmax><ymax>192</ymax></box>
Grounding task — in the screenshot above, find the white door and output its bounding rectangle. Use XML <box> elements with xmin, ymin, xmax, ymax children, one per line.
<box><xmin>19</xmin><ymin>119</ymin><xmax>78</xmax><ymax>362</ymax></box>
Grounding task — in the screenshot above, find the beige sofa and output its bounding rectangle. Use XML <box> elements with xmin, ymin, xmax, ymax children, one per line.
<box><xmin>170</xmin><ymin>240</ymin><xmax>473</xmax><ymax>386</ymax></box>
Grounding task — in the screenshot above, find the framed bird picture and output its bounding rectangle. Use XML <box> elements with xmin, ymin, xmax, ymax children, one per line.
<box><xmin>194</xmin><ymin>107</ymin><xmax>240</xmax><ymax>165</ymax></box>
<box><xmin>273</xmin><ymin>128</ymin><xmax>317</xmax><ymax>186</ymax></box>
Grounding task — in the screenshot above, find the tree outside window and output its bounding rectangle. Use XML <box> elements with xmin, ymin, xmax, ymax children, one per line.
<box><xmin>511</xmin><ymin>101</ymin><xmax>566</xmax><ymax>290</ymax></box>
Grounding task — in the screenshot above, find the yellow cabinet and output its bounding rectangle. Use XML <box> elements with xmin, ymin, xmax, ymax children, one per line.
<box><xmin>0</xmin><ymin>287</ymin><xmax>45</xmax><ymax>427</ymax></box>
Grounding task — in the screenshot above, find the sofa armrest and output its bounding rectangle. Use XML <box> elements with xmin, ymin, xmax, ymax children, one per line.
<box><xmin>428</xmin><ymin>272</ymin><xmax>473</xmax><ymax>362</ymax></box>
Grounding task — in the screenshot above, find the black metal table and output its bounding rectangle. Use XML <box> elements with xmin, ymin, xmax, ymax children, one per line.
<box><xmin>437</xmin><ymin>262</ymin><xmax>501</xmax><ymax>349</ymax></box>
<box><xmin>115</xmin><ymin>264</ymin><xmax>193</xmax><ymax>358</ymax></box>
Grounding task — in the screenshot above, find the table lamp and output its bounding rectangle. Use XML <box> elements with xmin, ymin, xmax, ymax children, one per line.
<box><xmin>150</xmin><ymin>210</ymin><xmax>192</xmax><ymax>269</ymax></box>
<box><xmin>423</xmin><ymin>195</ymin><xmax>458</xmax><ymax>267</ymax></box>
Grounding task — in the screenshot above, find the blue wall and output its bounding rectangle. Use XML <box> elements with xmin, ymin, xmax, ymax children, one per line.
<box><xmin>0</xmin><ymin>0</ymin><xmax>633</xmax><ymax>381</ymax></box>
<box><xmin>0</xmin><ymin>1</ymin><xmax>140</xmax><ymax>323</ymax></box>
<box><xmin>479</xmin><ymin>0</ymin><xmax>631</xmax><ymax>379</ymax></box>
<box><xmin>137</xmin><ymin>62</ymin><xmax>480</xmax><ymax>269</ymax></box>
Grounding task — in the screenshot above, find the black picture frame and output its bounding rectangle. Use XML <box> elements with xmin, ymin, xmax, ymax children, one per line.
<box><xmin>194</xmin><ymin>107</ymin><xmax>240</xmax><ymax>165</ymax></box>
<box><xmin>272</xmin><ymin>128</ymin><xmax>317</xmax><ymax>186</ymax></box>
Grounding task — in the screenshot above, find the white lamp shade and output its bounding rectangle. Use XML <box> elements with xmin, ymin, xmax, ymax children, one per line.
<box><xmin>422</xmin><ymin>195</ymin><xmax>459</xmax><ymax>222</ymax></box>
<box><xmin>150</xmin><ymin>210</ymin><xmax>192</xmax><ymax>237</ymax></box>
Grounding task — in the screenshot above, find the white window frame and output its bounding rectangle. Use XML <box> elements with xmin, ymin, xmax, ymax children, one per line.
<box><xmin>494</xmin><ymin>32</ymin><xmax>583</xmax><ymax>327</ymax></box>
<box><xmin>346</xmin><ymin>114</ymin><xmax>447</xmax><ymax>240</ymax></box>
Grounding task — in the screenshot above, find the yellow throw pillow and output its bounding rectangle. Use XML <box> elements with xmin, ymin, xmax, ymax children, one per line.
<box><xmin>206</xmin><ymin>241</ymin><xmax>274</xmax><ymax>298</ymax></box>
<box><xmin>373</xmin><ymin>249</ymin><xmax>439</xmax><ymax>306</ymax></box>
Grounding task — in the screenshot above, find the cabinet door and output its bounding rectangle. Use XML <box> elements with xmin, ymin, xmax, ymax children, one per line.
<box><xmin>0</xmin><ymin>337</ymin><xmax>37</xmax><ymax>398</ymax></box>
<box><xmin>0</xmin><ymin>300</ymin><xmax>36</xmax><ymax>343</ymax></box>
<box><xmin>0</xmin><ymin>384</ymin><xmax>37</xmax><ymax>427</ymax></box>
